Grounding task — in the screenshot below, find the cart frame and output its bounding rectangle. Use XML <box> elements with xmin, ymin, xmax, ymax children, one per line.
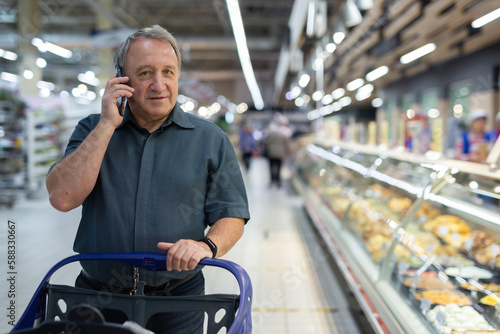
<box><xmin>11</xmin><ymin>252</ymin><xmax>253</xmax><ymax>334</ymax></box>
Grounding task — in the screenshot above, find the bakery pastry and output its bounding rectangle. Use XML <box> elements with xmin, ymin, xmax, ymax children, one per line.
<box><xmin>402</xmin><ymin>276</ymin><xmax>454</xmax><ymax>290</ymax></box>
<box><xmin>414</xmin><ymin>290</ymin><xmax>471</xmax><ymax>305</ymax></box>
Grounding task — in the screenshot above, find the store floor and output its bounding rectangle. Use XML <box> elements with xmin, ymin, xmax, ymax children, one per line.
<box><xmin>0</xmin><ymin>157</ymin><xmax>361</xmax><ymax>334</ymax></box>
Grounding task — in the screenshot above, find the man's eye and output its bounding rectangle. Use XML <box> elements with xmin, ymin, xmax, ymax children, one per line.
<box><xmin>140</xmin><ymin>71</ymin><xmax>151</xmax><ymax>76</ymax></box>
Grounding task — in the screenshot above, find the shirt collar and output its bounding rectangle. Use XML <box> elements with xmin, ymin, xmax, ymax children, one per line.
<box><xmin>117</xmin><ymin>103</ymin><xmax>195</xmax><ymax>130</ymax></box>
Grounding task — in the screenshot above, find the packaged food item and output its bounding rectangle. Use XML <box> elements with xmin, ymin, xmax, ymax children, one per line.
<box><xmin>388</xmin><ymin>197</ymin><xmax>412</xmax><ymax>214</ymax></box>
<box><xmin>424</xmin><ymin>215</ymin><xmax>471</xmax><ymax>247</ymax></box>
<box><xmin>444</xmin><ymin>266</ymin><xmax>494</xmax><ymax>280</ymax></box>
<box><xmin>460</xmin><ymin>282</ymin><xmax>500</xmax><ymax>292</ymax></box>
<box><xmin>479</xmin><ymin>293</ymin><xmax>499</xmax><ymax>306</ymax></box>
<box><xmin>426</xmin><ymin>304</ymin><xmax>497</xmax><ymax>334</ymax></box>
<box><xmin>402</xmin><ymin>275</ymin><xmax>454</xmax><ymax>290</ymax></box>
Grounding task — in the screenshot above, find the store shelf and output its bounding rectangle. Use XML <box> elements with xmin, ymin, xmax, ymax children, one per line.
<box><xmin>26</xmin><ymin>107</ymin><xmax>64</xmax><ymax>197</ymax></box>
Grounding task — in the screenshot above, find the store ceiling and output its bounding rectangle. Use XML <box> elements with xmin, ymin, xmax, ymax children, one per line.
<box><xmin>1</xmin><ymin>1</ymin><xmax>499</xmax><ymax>116</ymax></box>
<box><xmin>0</xmin><ymin>0</ymin><xmax>296</xmax><ymax>110</ymax></box>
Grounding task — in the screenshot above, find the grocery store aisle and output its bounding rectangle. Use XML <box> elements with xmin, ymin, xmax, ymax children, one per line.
<box><xmin>0</xmin><ymin>156</ymin><xmax>360</xmax><ymax>334</ymax></box>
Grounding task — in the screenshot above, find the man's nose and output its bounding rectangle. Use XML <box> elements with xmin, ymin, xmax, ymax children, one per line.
<box><xmin>150</xmin><ymin>73</ymin><xmax>165</xmax><ymax>91</ymax></box>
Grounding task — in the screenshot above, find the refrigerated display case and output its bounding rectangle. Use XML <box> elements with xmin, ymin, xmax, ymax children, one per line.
<box><xmin>292</xmin><ymin>142</ymin><xmax>500</xmax><ymax>334</ymax></box>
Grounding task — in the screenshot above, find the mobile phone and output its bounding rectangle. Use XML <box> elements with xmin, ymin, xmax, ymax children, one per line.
<box><xmin>116</xmin><ymin>66</ymin><xmax>127</xmax><ymax>116</ymax></box>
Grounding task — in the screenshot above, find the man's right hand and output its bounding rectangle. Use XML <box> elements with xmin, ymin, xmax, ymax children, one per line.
<box><xmin>101</xmin><ymin>73</ymin><xmax>134</xmax><ymax>128</ymax></box>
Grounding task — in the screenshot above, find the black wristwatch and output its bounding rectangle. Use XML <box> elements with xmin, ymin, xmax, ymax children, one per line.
<box><xmin>199</xmin><ymin>236</ymin><xmax>218</xmax><ymax>258</ymax></box>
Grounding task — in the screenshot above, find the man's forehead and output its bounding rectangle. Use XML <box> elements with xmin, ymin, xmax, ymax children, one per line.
<box><xmin>127</xmin><ymin>38</ymin><xmax>179</xmax><ymax>68</ymax></box>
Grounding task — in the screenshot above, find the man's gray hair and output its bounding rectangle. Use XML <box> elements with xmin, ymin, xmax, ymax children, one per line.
<box><xmin>113</xmin><ymin>24</ymin><xmax>181</xmax><ymax>73</ymax></box>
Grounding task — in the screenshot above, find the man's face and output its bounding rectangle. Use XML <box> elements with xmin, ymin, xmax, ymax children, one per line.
<box><xmin>125</xmin><ymin>38</ymin><xmax>179</xmax><ymax>119</ymax></box>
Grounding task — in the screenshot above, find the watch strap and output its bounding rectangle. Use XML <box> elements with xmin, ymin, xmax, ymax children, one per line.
<box><xmin>199</xmin><ymin>236</ymin><xmax>217</xmax><ymax>258</ymax></box>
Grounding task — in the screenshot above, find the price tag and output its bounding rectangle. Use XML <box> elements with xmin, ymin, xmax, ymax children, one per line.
<box><xmin>491</xmin><ymin>244</ymin><xmax>498</xmax><ymax>267</ymax></box>
<box><xmin>398</xmin><ymin>260</ymin><xmax>409</xmax><ymax>274</ymax></box>
<box><xmin>412</xmin><ymin>274</ymin><xmax>420</xmax><ymax>289</ymax></box>
<box><xmin>420</xmin><ymin>297</ymin><xmax>431</xmax><ymax>313</ymax></box>
<box><xmin>464</xmin><ymin>237</ymin><xmax>474</xmax><ymax>254</ymax></box>
<box><xmin>437</xmin><ymin>225</ymin><xmax>449</xmax><ymax>237</ymax></box>
<box><xmin>436</xmin><ymin>310</ymin><xmax>447</xmax><ymax>326</ymax></box>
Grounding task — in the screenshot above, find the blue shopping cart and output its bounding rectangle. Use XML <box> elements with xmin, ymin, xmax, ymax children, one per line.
<box><xmin>10</xmin><ymin>252</ymin><xmax>252</xmax><ymax>334</ymax></box>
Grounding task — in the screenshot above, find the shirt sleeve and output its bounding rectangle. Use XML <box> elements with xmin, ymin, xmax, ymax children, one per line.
<box><xmin>204</xmin><ymin>132</ymin><xmax>250</xmax><ymax>225</ymax></box>
<box><xmin>48</xmin><ymin>114</ymin><xmax>99</xmax><ymax>172</ymax></box>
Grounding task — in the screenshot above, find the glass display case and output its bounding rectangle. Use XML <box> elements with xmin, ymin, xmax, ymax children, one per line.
<box><xmin>292</xmin><ymin>142</ymin><xmax>500</xmax><ymax>334</ymax></box>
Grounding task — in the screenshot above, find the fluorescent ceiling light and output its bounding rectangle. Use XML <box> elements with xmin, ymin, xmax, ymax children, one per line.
<box><xmin>400</xmin><ymin>43</ymin><xmax>436</xmax><ymax>64</ymax></box>
<box><xmin>37</xmin><ymin>80</ymin><xmax>55</xmax><ymax>90</ymax></box>
<box><xmin>366</xmin><ymin>66</ymin><xmax>389</xmax><ymax>82</ymax></box>
<box><xmin>372</xmin><ymin>97</ymin><xmax>383</xmax><ymax>108</ymax></box>
<box><xmin>312</xmin><ymin>90</ymin><xmax>324</xmax><ymax>101</ymax></box>
<box><xmin>325</xmin><ymin>43</ymin><xmax>336</xmax><ymax>53</ymax></box>
<box><xmin>332</xmin><ymin>19</ymin><xmax>346</xmax><ymax>44</ymax></box>
<box><xmin>36</xmin><ymin>57</ymin><xmax>47</xmax><ymax>68</ymax></box>
<box><xmin>339</xmin><ymin>96</ymin><xmax>352</xmax><ymax>107</ymax></box>
<box><xmin>344</xmin><ymin>0</ymin><xmax>362</xmax><ymax>27</ymax></box>
<box><xmin>298</xmin><ymin>73</ymin><xmax>311</xmax><ymax>88</ymax></box>
<box><xmin>78</xmin><ymin>71</ymin><xmax>101</xmax><ymax>86</ymax></box>
<box><xmin>321</xmin><ymin>94</ymin><xmax>334</xmax><ymax>105</ymax></box>
<box><xmin>0</xmin><ymin>72</ymin><xmax>18</xmax><ymax>83</ymax></box>
<box><xmin>357</xmin><ymin>0</ymin><xmax>373</xmax><ymax>11</ymax></box>
<box><xmin>346</xmin><ymin>78</ymin><xmax>364</xmax><ymax>91</ymax></box>
<box><xmin>331</xmin><ymin>87</ymin><xmax>345</xmax><ymax>99</ymax></box>
<box><xmin>472</xmin><ymin>8</ymin><xmax>500</xmax><ymax>28</ymax></box>
<box><xmin>306</xmin><ymin>0</ymin><xmax>316</xmax><ymax>37</ymax></box>
<box><xmin>226</xmin><ymin>0</ymin><xmax>264</xmax><ymax>110</ymax></box>
<box><xmin>23</xmin><ymin>70</ymin><xmax>34</xmax><ymax>79</ymax></box>
<box><xmin>31</xmin><ymin>37</ymin><xmax>73</xmax><ymax>59</ymax></box>
<box><xmin>0</xmin><ymin>49</ymin><xmax>18</xmax><ymax>61</ymax></box>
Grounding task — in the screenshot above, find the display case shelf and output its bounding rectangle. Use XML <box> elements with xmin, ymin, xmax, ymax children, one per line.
<box><xmin>292</xmin><ymin>142</ymin><xmax>500</xmax><ymax>334</ymax></box>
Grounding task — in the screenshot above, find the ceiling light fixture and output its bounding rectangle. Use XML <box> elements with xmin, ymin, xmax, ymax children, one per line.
<box><xmin>78</xmin><ymin>71</ymin><xmax>101</xmax><ymax>86</ymax></box>
<box><xmin>298</xmin><ymin>73</ymin><xmax>311</xmax><ymax>88</ymax></box>
<box><xmin>0</xmin><ymin>72</ymin><xmax>18</xmax><ymax>83</ymax></box>
<box><xmin>331</xmin><ymin>87</ymin><xmax>345</xmax><ymax>99</ymax></box>
<box><xmin>357</xmin><ymin>0</ymin><xmax>373</xmax><ymax>11</ymax></box>
<box><xmin>366</xmin><ymin>66</ymin><xmax>389</xmax><ymax>82</ymax></box>
<box><xmin>344</xmin><ymin>0</ymin><xmax>363</xmax><ymax>27</ymax></box>
<box><xmin>306</xmin><ymin>0</ymin><xmax>316</xmax><ymax>37</ymax></box>
<box><xmin>332</xmin><ymin>18</ymin><xmax>346</xmax><ymax>44</ymax></box>
<box><xmin>0</xmin><ymin>49</ymin><xmax>18</xmax><ymax>61</ymax></box>
<box><xmin>400</xmin><ymin>43</ymin><xmax>436</xmax><ymax>64</ymax></box>
<box><xmin>471</xmin><ymin>8</ymin><xmax>500</xmax><ymax>28</ymax></box>
<box><xmin>226</xmin><ymin>0</ymin><xmax>264</xmax><ymax>110</ymax></box>
<box><xmin>31</xmin><ymin>38</ymin><xmax>73</xmax><ymax>59</ymax></box>
<box><xmin>346</xmin><ymin>78</ymin><xmax>364</xmax><ymax>91</ymax></box>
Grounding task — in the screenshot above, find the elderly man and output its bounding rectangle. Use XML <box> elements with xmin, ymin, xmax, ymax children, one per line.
<box><xmin>46</xmin><ymin>25</ymin><xmax>250</xmax><ymax>333</ymax></box>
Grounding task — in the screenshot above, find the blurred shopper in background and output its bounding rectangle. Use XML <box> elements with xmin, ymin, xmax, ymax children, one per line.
<box><xmin>405</xmin><ymin>112</ymin><xmax>432</xmax><ymax>154</ymax></box>
<box><xmin>238</xmin><ymin>123</ymin><xmax>257</xmax><ymax>170</ymax></box>
<box><xmin>263</xmin><ymin>114</ymin><xmax>292</xmax><ymax>188</ymax></box>
<box><xmin>489</xmin><ymin>112</ymin><xmax>500</xmax><ymax>140</ymax></box>
<box><xmin>455</xmin><ymin>109</ymin><xmax>495</xmax><ymax>163</ymax></box>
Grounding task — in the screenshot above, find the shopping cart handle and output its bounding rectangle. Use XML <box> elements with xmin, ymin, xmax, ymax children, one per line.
<box><xmin>12</xmin><ymin>252</ymin><xmax>253</xmax><ymax>334</ymax></box>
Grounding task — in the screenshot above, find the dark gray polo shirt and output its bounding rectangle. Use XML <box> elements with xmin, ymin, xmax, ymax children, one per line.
<box><xmin>56</xmin><ymin>104</ymin><xmax>250</xmax><ymax>286</ymax></box>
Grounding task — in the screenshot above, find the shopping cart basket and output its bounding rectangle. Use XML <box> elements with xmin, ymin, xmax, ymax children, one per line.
<box><xmin>10</xmin><ymin>252</ymin><xmax>252</xmax><ymax>334</ymax></box>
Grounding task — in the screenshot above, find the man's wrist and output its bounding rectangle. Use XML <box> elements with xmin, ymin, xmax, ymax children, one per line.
<box><xmin>198</xmin><ymin>236</ymin><xmax>218</xmax><ymax>258</ymax></box>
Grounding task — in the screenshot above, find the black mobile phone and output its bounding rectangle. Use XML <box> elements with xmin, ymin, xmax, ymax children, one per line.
<box><xmin>116</xmin><ymin>66</ymin><xmax>127</xmax><ymax>116</ymax></box>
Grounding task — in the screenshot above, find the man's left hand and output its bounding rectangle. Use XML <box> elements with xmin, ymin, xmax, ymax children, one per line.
<box><xmin>157</xmin><ymin>240</ymin><xmax>212</xmax><ymax>271</ymax></box>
